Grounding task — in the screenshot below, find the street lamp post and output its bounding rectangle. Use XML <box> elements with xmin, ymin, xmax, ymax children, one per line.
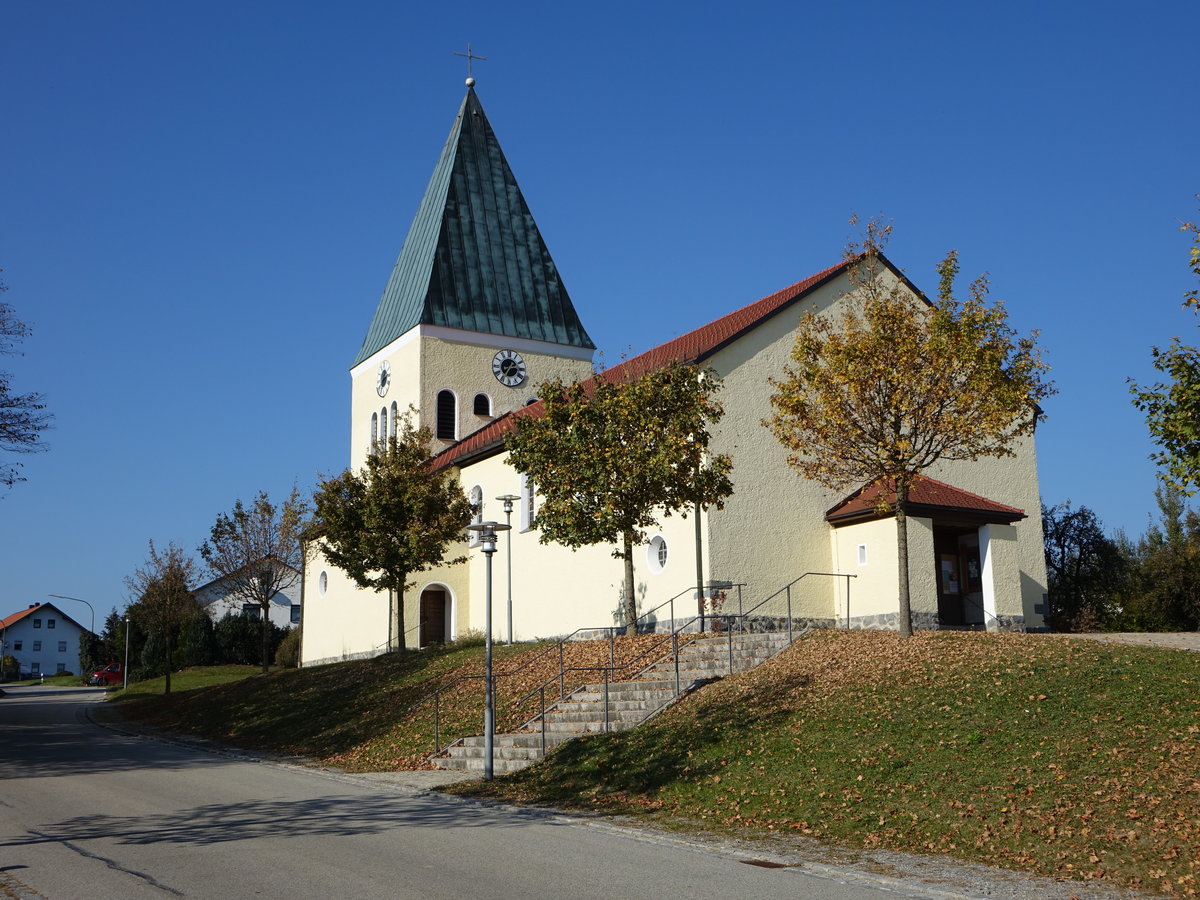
<box><xmin>47</xmin><ymin>593</ymin><xmax>95</xmax><ymax>637</ymax></box>
<box><xmin>48</xmin><ymin>594</ymin><xmax>97</xmax><ymax>677</ymax></box>
<box><xmin>466</xmin><ymin>520</ymin><xmax>510</xmax><ymax>781</ymax></box>
<box><xmin>496</xmin><ymin>494</ymin><xmax>520</xmax><ymax>645</ymax></box>
<box><xmin>123</xmin><ymin>616</ymin><xmax>130</xmax><ymax>690</ymax></box>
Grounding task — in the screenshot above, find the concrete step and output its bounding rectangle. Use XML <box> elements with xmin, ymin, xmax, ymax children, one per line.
<box><xmin>455</xmin><ymin>733</ymin><xmax>576</xmax><ymax>750</ymax></box>
<box><xmin>553</xmin><ymin>698</ymin><xmax>671</xmax><ymax>713</ymax></box>
<box><xmin>434</xmin><ymin>755</ymin><xmax>536</xmax><ymax>774</ymax></box>
<box><xmin>543</xmin><ymin>708</ymin><xmax>653</xmax><ymax>725</ymax></box>
<box><xmin>430</xmin><ymin>629</ymin><xmax>803</xmax><ymax>774</ymax></box>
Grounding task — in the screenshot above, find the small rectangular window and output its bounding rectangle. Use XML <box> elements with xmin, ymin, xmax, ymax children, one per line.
<box><xmin>58</xmin><ymin>641</ymin><xmax>67</xmax><ymax>653</ymax></box>
<box><xmin>31</xmin><ymin>663</ymin><xmax>40</xmax><ymax>674</ymax></box>
<box><xmin>857</xmin><ymin>544</ymin><xmax>868</xmax><ymax>566</ymax></box>
<box><xmin>33</xmin><ymin>618</ymin><xmax>41</xmax><ymax>629</ymax></box>
<box><xmin>47</xmin><ymin>619</ymin><xmax>56</xmax><ymax>629</ymax></box>
<box><xmin>242</xmin><ymin>604</ymin><xmax>261</xmax><ymax>620</ymax></box>
<box><xmin>56</xmin><ymin>663</ymin><xmax>66</xmax><ymax>673</ymax></box>
<box><xmin>519</xmin><ymin>474</ymin><xmax>536</xmax><ymax>531</ymax></box>
<box><xmin>33</xmin><ymin>641</ymin><xmax>42</xmax><ymax>652</ymax></box>
<box><xmin>290</xmin><ymin>605</ymin><xmax>301</xmax><ymax>624</ymax></box>
<box><xmin>13</xmin><ymin>640</ymin><xmax>21</xmax><ymax>651</ymax></box>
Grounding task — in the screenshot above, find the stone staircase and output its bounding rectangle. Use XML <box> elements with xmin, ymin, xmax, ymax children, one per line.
<box><xmin>432</xmin><ymin>630</ymin><xmax>795</xmax><ymax>775</ymax></box>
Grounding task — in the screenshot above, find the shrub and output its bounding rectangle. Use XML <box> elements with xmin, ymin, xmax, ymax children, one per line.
<box><xmin>275</xmin><ymin>628</ymin><xmax>300</xmax><ymax>668</ymax></box>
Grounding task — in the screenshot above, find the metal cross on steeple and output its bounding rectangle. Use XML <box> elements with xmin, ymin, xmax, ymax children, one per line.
<box><xmin>454</xmin><ymin>44</ymin><xmax>487</xmax><ymax>82</ymax></box>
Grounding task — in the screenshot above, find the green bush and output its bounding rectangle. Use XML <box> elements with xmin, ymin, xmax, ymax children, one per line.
<box><xmin>275</xmin><ymin>628</ymin><xmax>300</xmax><ymax>668</ymax></box>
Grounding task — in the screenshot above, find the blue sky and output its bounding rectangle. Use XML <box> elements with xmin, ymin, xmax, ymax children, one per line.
<box><xmin>2</xmin><ymin>1</ymin><xmax>1195</xmax><ymax>622</ymax></box>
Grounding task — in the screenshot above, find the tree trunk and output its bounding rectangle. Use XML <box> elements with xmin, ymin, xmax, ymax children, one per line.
<box><xmin>260</xmin><ymin>599</ymin><xmax>271</xmax><ymax>674</ymax></box>
<box><xmin>694</xmin><ymin>500</ymin><xmax>705</xmax><ymax>630</ymax></box>
<box><xmin>895</xmin><ymin>478</ymin><xmax>914</xmax><ymax>638</ymax></box>
<box><xmin>622</xmin><ymin>531</ymin><xmax>637</xmax><ymax>636</ymax></box>
<box><xmin>394</xmin><ymin>582</ymin><xmax>406</xmax><ymax>651</ymax></box>
<box><xmin>164</xmin><ymin>629</ymin><xmax>173</xmax><ymax>695</ymax></box>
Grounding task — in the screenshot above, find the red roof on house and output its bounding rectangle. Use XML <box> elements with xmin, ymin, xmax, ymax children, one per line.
<box><xmin>825</xmin><ymin>477</ymin><xmax>1026</xmax><ymax>526</ymax></box>
<box><xmin>0</xmin><ymin>602</ymin><xmax>86</xmax><ymax>633</ymax></box>
<box><xmin>430</xmin><ymin>256</ymin><xmax>860</xmax><ymax>472</ymax></box>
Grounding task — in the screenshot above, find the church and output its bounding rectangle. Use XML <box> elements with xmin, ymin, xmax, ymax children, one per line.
<box><xmin>299</xmin><ymin>83</ymin><xmax>1048</xmax><ymax>667</ymax></box>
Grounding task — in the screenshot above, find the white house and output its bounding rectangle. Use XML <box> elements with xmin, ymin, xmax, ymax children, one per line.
<box><xmin>0</xmin><ymin>602</ymin><xmax>89</xmax><ymax>677</ymax></box>
<box><xmin>193</xmin><ymin>562</ymin><xmax>302</xmax><ymax>632</ymax></box>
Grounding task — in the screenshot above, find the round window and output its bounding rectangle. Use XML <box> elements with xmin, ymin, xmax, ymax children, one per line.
<box><xmin>318</xmin><ymin>571</ymin><xmax>328</xmax><ymax>597</ymax></box>
<box><xmin>647</xmin><ymin>536</ymin><xmax>668</xmax><ymax>574</ymax></box>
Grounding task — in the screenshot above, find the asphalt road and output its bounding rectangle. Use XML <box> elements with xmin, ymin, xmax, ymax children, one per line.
<box><xmin>0</xmin><ymin>686</ymin><xmax>944</xmax><ymax>900</ymax></box>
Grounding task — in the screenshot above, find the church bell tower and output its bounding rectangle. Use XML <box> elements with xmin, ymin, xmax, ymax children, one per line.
<box><xmin>349</xmin><ymin>82</ymin><xmax>596</xmax><ymax>467</ymax></box>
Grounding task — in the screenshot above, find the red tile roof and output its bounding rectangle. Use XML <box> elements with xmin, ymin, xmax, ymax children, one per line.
<box><xmin>825</xmin><ymin>477</ymin><xmax>1026</xmax><ymax>526</ymax></box>
<box><xmin>0</xmin><ymin>602</ymin><xmax>86</xmax><ymax>633</ymax></box>
<box><xmin>0</xmin><ymin>605</ymin><xmax>40</xmax><ymax>631</ymax></box>
<box><xmin>430</xmin><ymin>256</ymin><xmax>857</xmax><ymax>472</ymax></box>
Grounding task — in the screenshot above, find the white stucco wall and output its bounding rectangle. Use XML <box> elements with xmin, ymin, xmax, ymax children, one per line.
<box><xmin>451</xmin><ymin>450</ymin><xmax>707</xmax><ymax>641</ymax></box>
<box><xmin>829</xmin><ymin>516</ymin><xmax>898</xmax><ymax>622</ymax></box>
<box><xmin>301</xmin><ymin>545</ymin><xmax>394</xmax><ymax>665</ymax></box>
<box><xmin>704</xmin><ymin>274</ymin><xmax>850</xmax><ymax>619</ymax></box>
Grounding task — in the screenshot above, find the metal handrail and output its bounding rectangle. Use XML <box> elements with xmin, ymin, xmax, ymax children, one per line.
<box><xmin>413</xmin><ymin>573</ymin><xmax>854</xmax><ymax>757</ymax></box>
<box><xmin>739</xmin><ymin>571</ymin><xmax>857</xmax><ymax>638</ymax></box>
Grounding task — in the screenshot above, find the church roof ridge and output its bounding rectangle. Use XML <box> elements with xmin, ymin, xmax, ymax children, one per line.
<box><xmin>429</xmin><ymin>255</ymin><xmax>856</xmax><ymax>472</ymax></box>
<box><xmin>353</xmin><ymin>88</ymin><xmax>594</xmax><ymax>368</ymax></box>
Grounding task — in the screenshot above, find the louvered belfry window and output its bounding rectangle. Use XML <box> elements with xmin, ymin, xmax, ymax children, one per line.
<box><xmin>436</xmin><ymin>390</ymin><xmax>456</xmax><ymax>440</ymax></box>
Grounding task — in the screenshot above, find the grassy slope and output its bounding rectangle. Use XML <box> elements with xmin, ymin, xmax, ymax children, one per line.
<box><xmin>106</xmin><ymin>630</ymin><xmax>1199</xmax><ymax>894</ymax></box>
<box><xmin>451</xmin><ymin>631</ymin><xmax>1200</xmax><ymax>896</ymax></box>
<box><xmin>104</xmin><ymin>634</ymin><xmax>680</xmax><ymax>771</ymax></box>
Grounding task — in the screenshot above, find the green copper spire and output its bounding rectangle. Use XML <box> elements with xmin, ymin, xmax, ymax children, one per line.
<box><xmin>354</xmin><ymin>88</ymin><xmax>594</xmax><ymax>367</ymax></box>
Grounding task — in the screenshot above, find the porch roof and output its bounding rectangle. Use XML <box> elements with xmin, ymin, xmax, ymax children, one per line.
<box><xmin>825</xmin><ymin>477</ymin><xmax>1026</xmax><ymax>528</ymax></box>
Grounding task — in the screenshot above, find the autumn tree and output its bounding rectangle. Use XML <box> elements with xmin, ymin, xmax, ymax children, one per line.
<box><xmin>505</xmin><ymin>361</ymin><xmax>734</xmax><ymax>635</ymax></box>
<box><xmin>200</xmin><ymin>486</ymin><xmax>309</xmax><ymax>673</ymax></box>
<box><xmin>312</xmin><ymin>412</ymin><xmax>473</xmax><ymax>649</ymax></box>
<box><xmin>125</xmin><ymin>541</ymin><xmax>198</xmax><ymax>694</ymax></box>
<box><xmin>0</xmin><ymin>270</ymin><xmax>52</xmax><ymax>488</ymax></box>
<box><xmin>768</xmin><ymin>222</ymin><xmax>1053</xmax><ymax>636</ymax></box>
<box><xmin>1130</xmin><ymin>202</ymin><xmax>1200</xmax><ymax>493</ymax></box>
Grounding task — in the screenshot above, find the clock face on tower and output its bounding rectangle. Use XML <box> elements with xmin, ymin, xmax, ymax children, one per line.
<box><xmin>376</xmin><ymin>360</ymin><xmax>391</xmax><ymax>397</ymax></box>
<box><xmin>491</xmin><ymin>350</ymin><xmax>527</xmax><ymax>387</ymax></box>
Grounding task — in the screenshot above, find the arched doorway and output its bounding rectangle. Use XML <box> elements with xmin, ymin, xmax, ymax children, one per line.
<box><xmin>419</xmin><ymin>587</ymin><xmax>448</xmax><ymax>647</ymax></box>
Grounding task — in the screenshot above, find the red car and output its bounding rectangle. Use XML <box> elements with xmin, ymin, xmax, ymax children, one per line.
<box><xmin>89</xmin><ymin>663</ymin><xmax>123</xmax><ymax>686</ymax></box>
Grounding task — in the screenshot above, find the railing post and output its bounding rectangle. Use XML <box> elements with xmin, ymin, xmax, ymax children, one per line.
<box><xmin>845</xmin><ymin>574</ymin><xmax>851</xmax><ymax>629</ymax></box>
<box><xmin>558</xmin><ymin>641</ymin><xmax>565</xmax><ymax>700</ymax></box>
<box><xmin>603</xmin><ymin>668</ymin><xmax>610</xmax><ymax>733</ymax></box>
<box><xmin>737</xmin><ymin>583</ymin><xmax>743</xmax><ymax>617</ymax></box>
<box><xmin>609</xmin><ymin>627</ymin><xmax>615</xmax><ymax>671</ymax></box>
<box><xmin>434</xmin><ymin>694</ymin><xmax>440</xmax><ymax>753</ymax></box>
<box><xmin>727</xmin><ymin>618</ymin><xmax>734</xmax><ymax>673</ymax></box>
<box><xmin>786</xmin><ymin>584</ymin><xmax>793</xmax><ymax>644</ymax></box>
<box><xmin>539</xmin><ymin>685</ymin><xmax>546</xmax><ymax>756</ymax></box>
<box><xmin>672</xmin><ymin>631</ymin><xmax>680</xmax><ymax>696</ymax></box>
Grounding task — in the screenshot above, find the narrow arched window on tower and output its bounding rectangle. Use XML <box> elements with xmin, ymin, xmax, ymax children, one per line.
<box><xmin>473</xmin><ymin>393</ymin><xmax>492</xmax><ymax>416</ymax></box>
<box><xmin>371</xmin><ymin>412</ymin><xmax>379</xmax><ymax>446</ymax></box>
<box><xmin>380</xmin><ymin>405</ymin><xmax>388</xmax><ymax>444</ymax></box>
<box><xmin>436</xmin><ymin>390</ymin><xmax>456</xmax><ymax>441</ymax></box>
<box><xmin>390</xmin><ymin>401</ymin><xmax>399</xmax><ymax>437</ymax></box>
